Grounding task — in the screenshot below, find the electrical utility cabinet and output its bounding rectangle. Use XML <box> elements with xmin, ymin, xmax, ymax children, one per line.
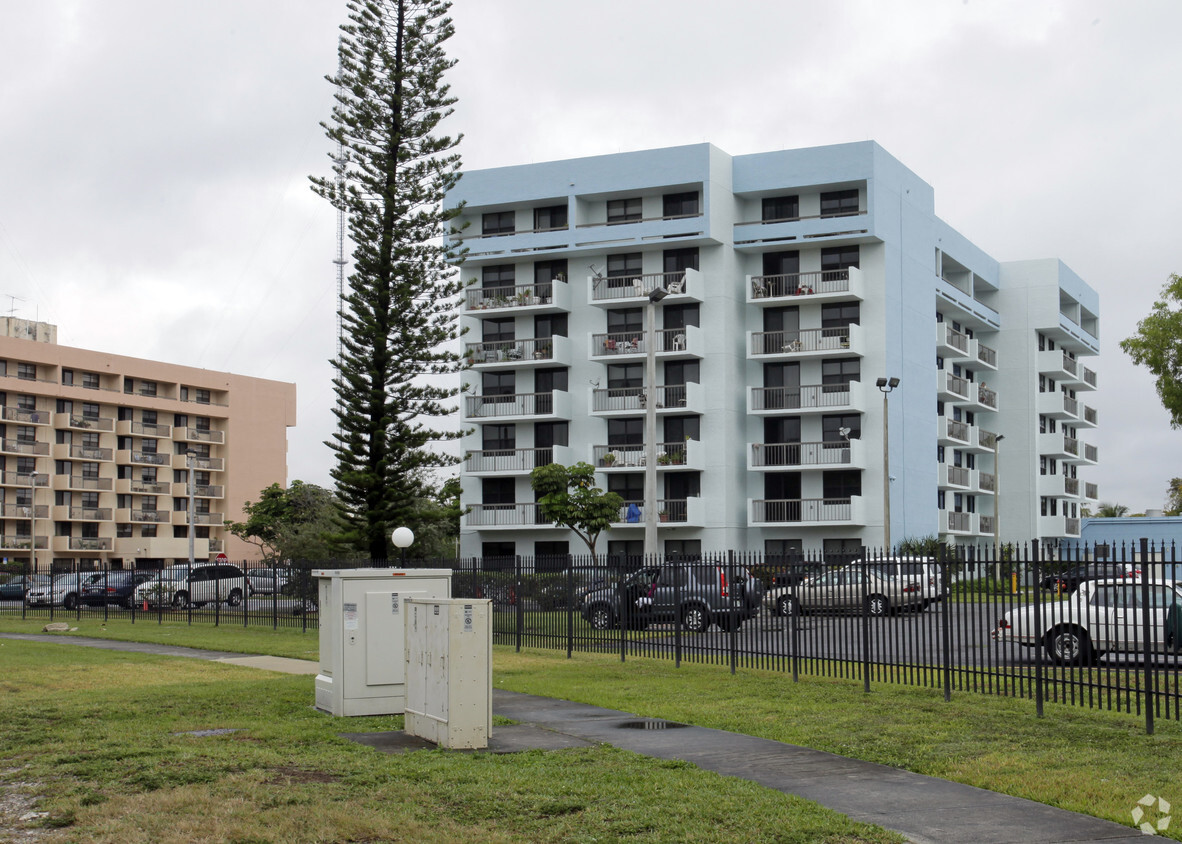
<box><xmin>314</xmin><ymin>568</ymin><xmax>451</xmax><ymax>717</ymax></box>
<box><xmin>404</xmin><ymin>598</ymin><xmax>492</xmax><ymax>750</ymax></box>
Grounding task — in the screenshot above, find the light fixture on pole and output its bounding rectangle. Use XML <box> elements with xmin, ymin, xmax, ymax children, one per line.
<box><xmin>876</xmin><ymin>377</ymin><xmax>900</xmax><ymax>555</ymax></box>
<box><xmin>643</xmin><ymin>285</ymin><xmax>668</xmax><ymax>561</ymax></box>
<box><xmin>392</xmin><ymin>526</ymin><xmax>414</xmax><ymax>567</ymax></box>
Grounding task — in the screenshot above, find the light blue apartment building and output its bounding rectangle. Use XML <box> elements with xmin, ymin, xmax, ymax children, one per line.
<box><xmin>446</xmin><ymin>142</ymin><xmax>1100</xmax><ymax>563</ymax></box>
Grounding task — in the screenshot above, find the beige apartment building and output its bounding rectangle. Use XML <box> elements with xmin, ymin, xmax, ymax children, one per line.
<box><xmin>0</xmin><ymin>319</ymin><xmax>296</xmax><ymax>569</ymax></box>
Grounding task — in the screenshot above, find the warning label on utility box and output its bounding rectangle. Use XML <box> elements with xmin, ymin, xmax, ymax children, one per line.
<box><xmin>343</xmin><ymin>602</ymin><xmax>358</xmax><ymax>631</ymax></box>
<box><xmin>463</xmin><ymin>604</ymin><xmax>474</xmax><ymax>632</ymax></box>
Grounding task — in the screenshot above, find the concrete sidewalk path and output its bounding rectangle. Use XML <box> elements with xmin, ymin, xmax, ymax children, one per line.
<box><xmin>3</xmin><ymin>633</ymin><xmax>1150</xmax><ymax>843</ymax></box>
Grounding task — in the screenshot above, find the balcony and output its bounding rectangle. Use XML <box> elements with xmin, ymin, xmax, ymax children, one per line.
<box><xmin>0</xmin><ymin>503</ymin><xmax>47</xmax><ymax>519</ymax></box>
<box><xmin>589</xmin><ymin>268</ymin><xmax>702</xmax><ymax>306</ymax></box>
<box><xmin>119</xmin><ymin>479</ymin><xmax>170</xmax><ymax>495</ymax></box>
<box><xmin>0</xmin><ymin>438</ymin><xmax>49</xmax><ymax>456</ymax></box>
<box><xmin>748</xmin><ymin>439</ymin><xmax>864</xmax><ymax>472</ymax></box>
<box><xmin>594</xmin><ymin>440</ymin><xmax>701</xmax><ymax>471</ymax></box>
<box><xmin>978</xmin><ymin>514</ymin><xmax>995</xmax><ymax>535</ymax></box>
<box><xmin>747</xmin><ymin>268</ymin><xmax>865</xmax><ymax>304</ymax></box>
<box><xmin>1077</xmin><ymin>404</ymin><xmax>1098</xmax><ymax>428</ymax></box>
<box><xmin>1039</xmin><ymin>514</ymin><xmax>1082</xmax><ymax>538</ymax></box>
<box><xmin>937</xmin><ymin>417</ymin><xmax>971</xmax><ymax>447</ymax></box>
<box><xmin>938</xmin><ymin>464</ymin><xmax>972</xmax><ymax>490</ymax></box>
<box><xmin>58</xmin><ymin>475</ymin><xmax>113</xmax><ymax>492</ymax></box>
<box><xmin>1039</xmin><ymin>432</ymin><xmax>1080</xmax><ymax>461</ymax></box>
<box><xmin>936</xmin><ymin>324</ymin><xmax>972</xmax><ymax>360</ymax></box>
<box><xmin>1037</xmin><ymin>391</ymin><xmax>1080</xmax><ymax>421</ymax></box>
<box><xmin>1038</xmin><ymin>474</ymin><xmax>1080</xmax><ymax>498</ymax></box>
<box><xmin>1085</xmin><ymin>482</ymin><xmax>1099</xmax><ymax>500</ymax></box>
<box><xmin>464</xmin><ymin>278</ymin><xmax>572</xmax><ymax>315</ymax></box>
<box><xmin>116</xmin><ymin>508</ymin><xmax>167</xmax><ymax>523</ymax></box>
<box><xmin>171</xmin><ymin>454</ymin><xmax>225</xmax><ymax>471</ymax></box>
<box><xmin>590</xmin><ymin>382</ymin><xmax>703</xmax><ymax>415</ymax></box>
<box><xmin>464</xmin><ymin>445</ymin><xmax>573</xmax><ymax>476</ymax></box>
<box><xmin>974</xmin><ymin>341</ymin><xmax>998</xmax><ymax>371</ymax></box>
<box><xmin>610</xmin><ymin>497</ymin><xmax>705</xmax><ymax>527</ymax></box>
<box><xmin>171</xmin><ymin>511</ymin><xmax>225</xmax><ymax>527</ymax></box>
<box><xmin>70</xmin><ymin>445</ymin><xmax>114</xmax><ymax>461</ymax></box>
<box><xmin>1081</xmin><ymin>443</ymin><xmax>1098</xmax><ymax>464</ymax></box>
<box><xmin>590</xmin><ymin>326</ymin><xmax>702</xmax><ymax>359</ymax></box>
<box><xmin>0</xmin><ymin>472</ymin><xmax>49</xmax><ymax>488</ymax></box>
<box><xmin>3</xmin><ymin>406</ymin><xmax>49</xmax><ymax>425</ymax></box>
<box><xmin>977</xmin><ymin>471</ymin><xmax>996</xmax><ymax>494</ymax></box>
<box><xmin>178</xmin><ymin>427</ymin><xmax>225</xmax><ymax>445</ymax></box>
<box><xmin>749</xmin><ymin>324</ymin><xmax>862</xmax><ymax>359</ymax></box>
<box><xmin>57</xmin><ymin>413</ymin><xmax>115</xmax><ymax>432</ymax></box>
<box><xmin>463</xmin><ymin>391</ymin><xmax>572</xmax><ymax>422</ymax></box>
<box><xmin>56</xmin><ymin>537</ymin><xmax>114</xmax><ymax>552</ymax></box>
<box><xmin>464</xmin><ymin>502</ymin><xmax>544</xmax><ymax>528</ymax></box>
<box><xmin>749</xmin><ymin>381</ymin><xmax>863</xmax><ymax>415</ymax></box>
<box><xmin>120</xmin><ymin>450</ymin><xmax>170</xmax><ymax>467</ymax></box>
<box><xmin>749</xmin><ymin>496</ymin><xmax>865</xmax><ymax>526</ymax></box>
<box><xmin>940</xmin><ymin>510</ymin><xmax>975</xmax><ymax>535</ymax></box>
<box><xmin>937</xmin><ymin>372</ymin><xmax>971</xmax><ymax>403</ymax></box>
<box><xmin>0</xmin><ymin>536</ymin><xmax>46</xmax><ymax>551</ymax></box>
<box><xmin>464</xmin><ymin>335</ymin><xmax>572</xmax><ymax>369</ymax></box>
<box><xmin>117</xmin><ymin>420</ymin><xmax>173</xmax><ymax>438</ymax></box>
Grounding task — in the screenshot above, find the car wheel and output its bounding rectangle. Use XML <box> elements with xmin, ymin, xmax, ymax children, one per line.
<box><xmin>682</xmin><ymin>604</ymin><xmax>708</xmax><ymax>633</ymax></box>
<box><xmin>226</xmin><ymin>588</ymin><xmax>243</xmax><ymax>607</ymax></box>
<box><xmin>121</xmin><ymin>596</ymin><xmax>134</xmax><ymax>610</ymax></box>
<box><xmin>63</xmin><ymin>593</ymin><xmax>78</xmax><ymax>611</ymax></box>
<box><xmin>173</xmin><ymin>591</ymin><xmax>190</xmax><ymax>609</ymax></box>
<box><xmin>776</xmin><ymin>595</ymin><xmax>800</xmax><ymax>617</ymax></box>
<box><xmin>867</xmin><ymin>594</ymin><xmax>889</xmax><ymax>617</ymax></box>
<box><xmin>1046</xmin><ymin>626</ymin><xmax>1092</xmax><ymax>665</ymax></box>
<box><xmin>588</xmin><ymin>604</ymin><xmax>614</xmax><ymax>630</ymax></box>
<box><xmin>716</xmin><ymin>614</ymin><xmax>740</xmax><ymax>632</ymax></box>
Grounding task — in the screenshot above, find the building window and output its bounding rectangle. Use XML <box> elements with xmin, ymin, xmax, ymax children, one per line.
<box><xmin>822</xmin><ymin>415</ymin><xmax>861</xmax><ymax>442</ymax></box>
<box><xmin>662</xmin><ymin>247</ymin><xmax>699</xmax><ymax>275</ymax></box>
<box><xmin>482</xmin><ymin>210</ymin><xmax>515</xmax><ymax>236</ymax></box>
<box><xmin>607</xmin><ymin>197</ymin><xmax>642</xmax><ymax>224</ymax></box>
<box><xmin>820</xmin><ymin>189</ymin><xmax>859</xmax><ymax>218</ymax></box>
<box><xmin>139</xmin><ymin>380</ymin><xmax>157</xmax><ymax>397</ymax></box>
<box><xmin>606</xmin><ymin>253</ymin><xmax>642</xmax><ymax>287</ymax></box>
<box><xmin>482</xmin><ymin>264</ymin><xmax>515</xmax><ymax>291</ymax></box>
<box><xmin>821</xmin><ymin>359</ymin><xmax>860</xmax><ymax>387</ymax></box>
<box><xmin>534</xmin><ymin>259</ymin><xmax>567</xmax><ymax>288</ymax></box>
<box><xmin>481</xmin><ymin>542</ymin><xmax>516</xmax><ymax>570</ymax></box>
<box><xmin>606</xmin><ymin>363</ymin><xmax>643</xmax><ymax>389</ymax></box>
<box><xmin>481</xmin><ymin>318</ymin><xmax>515</xmax><ymax>343</ymax></box>
<box><xmin>821</xmin><ymin>302</ymin><xmax>860</xmax><ymax>328</ymax></box>
<box><xmin>142</xmin><ymin>410</ymin><xmax>157</xmax><ymax>426</ymax></box>
<box><xmin>81</xmin><ymin>372</ymin><xmax>100</xmax><ymax>390</ymax></box>
<box><xmin>534</xmin><ymin>368</ymin><xmax>567</xmax><ymax>393</ymax></box>
<box><xmin>533</xmin><ymin>313</ymin><xmax>568</xmax><ymax>339</ymax></box>
<box><xmin>482</xmin><ymin>424</ymin><xmax>515</xmax><ymax>451</ymax></box>
<box><xmin>195</xmin><ymin>389</ymin><xmax>210</xmax><ymax>405</ymax></box>
<box><xmin>481</xmin><ymin>477</ymin><xmax>515</xmax><ymax>505</ymax></box>
<box><xmin>16</xmin><ymin>363</ymin><xmax>35</xmax><ymax>381</ymax></box>
<box><xmin>607</xmin><ymin>418</ymin><xmax>644</xmax><ymax>446</ymax></box>
<box><xmin>81</xmin><ymin>402</ymin><xmax>100</xmax><ymax>420</ymax></box>
<box><xmin>820</xmin><ymin>245</ymin><xmax>860</xmax><ymax>271</ymax></box>
<box><xmin>482</xmin><ymin>371</ymin><xmax>515</xmax><ymax>400</ymax></box>
<box><xmin>762</xmin><ymin>195</ymin><xmax>799</xmax><ymax>222</ymax></box>
<box><xmin>662</xmin><ymin>191</ymin><xmax>699</xmax><ymax>218</ymax></box>
<box><xmin>15</xmin><ymin>425</ymin><xmax>36</xmax><ymax>445</ymax></box>
<box><xmin>195</xmin><ymin>416</ymin><xmax>210</xmax><ymax>431</ymax></box>
<box><xmin>663</xmin><ymin>360</ymin><xmax>699</xmax><ymax>386</ymax></box>
<box><xmin>607</xmin><ymin>308</ymin><xmax>643</xmax><ymax>335</ymax></box>
<box><xmin>174</xmin><ymin>414</ymin><xmax>188</xmax><ymax>428</ymax></box>
<box><xmin>17</xmin><ymin>394</ymin><xmax>36</xmax><ymax>411</ymax></box>
<box><xmin>533</xmin><ymin>204</ymin><xmax>567</xmax><ymax>231</ymax></box>
<box><xmin>608</xmin><ymin>473</ymin><xmax>644</xmax><ymax>501</ymax></box>
<box><xmin>762</xmin><ymin>250</ymin><xmax>800</xmax><ymax>277</ymax></box>
<box><xmin>534</xmin><ymin>541</ymin><xmax>570</xmax><ymax>572</ymax></box>
<box><xmin>62</xmin><ymin>369</ymin><xmax>74</xmax><ymax>386</ymax></box>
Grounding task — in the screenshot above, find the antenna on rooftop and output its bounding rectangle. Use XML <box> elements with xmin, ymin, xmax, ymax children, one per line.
<box><xmin>3</xmin><ymin>294</ymin><xmax>26</xmax><ymax>318</ymax></box>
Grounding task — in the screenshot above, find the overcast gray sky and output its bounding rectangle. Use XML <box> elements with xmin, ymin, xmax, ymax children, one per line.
<box><xmin>0</xmin><ymin>0</ymin><xmax>1177</xmax><ymax>514</ymax></box>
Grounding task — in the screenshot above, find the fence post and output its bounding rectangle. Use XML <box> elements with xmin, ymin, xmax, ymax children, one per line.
<box><xmin>515</xmin><ymin>555</ymin><xmax>523</xmax><ymax>653</ymax></box>
<box><xmin>728</xmin><ymin>550</ymin><xmax>738</xmax><ymax>675</ymax></box>
<box><xmin>939</xmin><ymin>546</ymin><xmax>952</xmax><ymax>702</ymax></box>
<box><xmin>566</xmin><ymin>554</ymin><xmax>574</xmax><ymax>660</ymax></box>
<box><xmin>1031</xmin><ymin>539</ymin><xmax>1044</xmax><ymax>719</ymax></box>
<box><xmin>1140</xmin><ymin>537</ymin><xmax>1155</xmax><ymax>736</ymax></box>
<box><xmin>860</xmin><ymin>545</ymin><xmax>871</xmax><ymax>694</ymax></box>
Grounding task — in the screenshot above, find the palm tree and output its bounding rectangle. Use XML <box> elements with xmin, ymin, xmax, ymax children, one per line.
<box><xmin>1094</xmin><ymin>502</ymin><xmax>1130</xmax><ymax>518</ymax></box>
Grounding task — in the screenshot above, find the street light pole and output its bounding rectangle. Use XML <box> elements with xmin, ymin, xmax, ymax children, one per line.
<box><xmin>186</xmin><ymin>451</ymin><xmax>196</xmax><ymax>567</ymax></box>
<box><xmin>993</xmin><ymin>434</ymin><xmax>1005</xmax><ymax>550</ymax></box>
<box><xmin>643</xmin><ymin>286</ymin><xmax>668</xmax><ymax>562</ymax></box>
<box><xmin>876</xmin><ymin>377</ymin><xmax>900</xmax><ymax>555</ymax></box>
<box><xmin>28</xmin><ymin>471</ymin><xmax>37</xmax><ymax>574</ymax></box>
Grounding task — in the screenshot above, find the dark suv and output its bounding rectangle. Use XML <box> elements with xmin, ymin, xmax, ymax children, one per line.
<box><xmin>1039</xmin><ymin>563</ymin><xmax>1136</xmax><ymax>593</ymax></box>
<box><xmin>581</xmin><ymin>562</ymin><xmax>765</xmax><ymax>633</ymax></box>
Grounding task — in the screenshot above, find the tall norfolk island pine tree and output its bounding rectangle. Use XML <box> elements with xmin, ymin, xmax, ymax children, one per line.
<box><xmin>311</xmin><ymin>0</ymin><xmax>464</xmax><ymax>559</ymax></box>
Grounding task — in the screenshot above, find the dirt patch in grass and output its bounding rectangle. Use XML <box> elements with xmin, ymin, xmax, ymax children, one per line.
<box><xmin>0</xmin><ymin>769</ymin><xmax>50</xmax><ymax>841</ymax></box>
<box><xmin>263</xmin><ymin>766</ymin><xmax>339</xmax><ymax>785</ymax></box>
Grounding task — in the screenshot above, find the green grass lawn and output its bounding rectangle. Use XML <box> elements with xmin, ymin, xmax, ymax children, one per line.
<box><xmin>2</xmin><ymin>615</ymin><xmax>1179</xmax><ymax>840</ymax></box>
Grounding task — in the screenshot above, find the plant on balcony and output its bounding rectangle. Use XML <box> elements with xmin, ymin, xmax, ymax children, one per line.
<box><xmin>658</xmin><ymin>509</ymin><xmax>668</xmax><ymax>522</ymax></box>
<box><xmin>657</xmin><ymin>452</ymin><xmax>673</xmax><ymax>465</ymax></box>
<box><xmin>601</xmin><ymin>451</ymin><xmax>616</xmax><ymax>466</ymax></box>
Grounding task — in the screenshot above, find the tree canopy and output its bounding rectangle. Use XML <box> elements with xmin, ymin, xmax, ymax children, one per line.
<box><xmin>530</xmin><ymin>463</ymin><xmax>623</xmax><ymax>557</ymax></box>
<box><xmin>225</xmin><ymin>481</ymin><xmax>344</xmax><ymax>563</ymax></box>
<box><xmin>310</xmin><ymin>0</ymin><xmax>465</xmax><ymax>559</ymax></box>
<box><xmin>1119</xmin><ymin>273</ymin><xmax>1182</xmax><ymax>428</ymax></box>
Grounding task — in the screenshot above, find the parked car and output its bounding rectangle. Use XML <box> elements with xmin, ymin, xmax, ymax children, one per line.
<box><xmin>993</xmin><ymin>577</ymin><xmax>1182</xmax><ymax>664</ymax></box>
<box><xmin>134</xmin><ymin>563</ymin><xmax>251</xmax><ymax>608</ymax></box>
<box><xmin>1038</xmin><ymin>563</ymin><xmax>1137</xmax><ymax>594</ymax></box>
<box><xmin>26</xmin><ymin>572</ymin><xmax>105</xmax><ymax>610</ymax></box>
<box><xmin>246</xmin><ymin>567</ymin><xmax>290</xmax><ymax>595</ymax></box>
<box><xmin>0</xmin><ymin>574</ymin><xmax>51</xmax><ymax>601</ymax></box>
<box><xmin>81</xmin><ymin>571</ymin><xmax>156</xmax><ymax>608</ymax></box>
<box><xmin>581</xmin><ymin>562</ymin><xmax>764</xmax><ymax>633</ymax></box>
<box><xmin>536</xmin><ymin>567</ymin><xmax>616</xmax><ymax>611</ymax></box>
<box><xmin>766</xmin><ymin>561</ymin><xmax>926</xmax><ymax>617</ymax></box>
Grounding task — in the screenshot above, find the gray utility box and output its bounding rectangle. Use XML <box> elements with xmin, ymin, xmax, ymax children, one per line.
<box><xmin>404</xmin><ymin>598</ymin><xmax>492</xmax><ymax>750</ymax></box>
<box><xmin>314</xmin><ymin>568</ymin><xmax>451</xmax><ymax>717</ymax></box>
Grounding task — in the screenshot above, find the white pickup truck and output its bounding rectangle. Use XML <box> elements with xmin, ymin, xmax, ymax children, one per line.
<box><xmin>992</xmin><ymin>578</ymin><xmax>1182</xmax><ymax>665</ymax></box>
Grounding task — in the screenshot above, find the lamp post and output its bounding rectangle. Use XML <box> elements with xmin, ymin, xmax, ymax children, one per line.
<box><xmin>993</xmin><ymin>434</ymin><xmax>1005</xmax><ymax>584</ymax></box>
<box><xmin>186</xmin><ymin>450</ymin><xmax>196</xmax><ymax>567</ymax></box>
<box><xmin>392</xmin><ymin>526</ymin><xmax>414</xmax><ymax>567</ymax></box>
<box><xmin>28</xmin><ymin>471</ymin><xmax>37</xmax><ymax>574</ymax></box>
<box><xmin>876</xmin><ymin>377</ymin><xmax>900</xmax><ymax>555</ymax></box>
<box><xmin>643</xmin><ymin>285</ymin><xmax>668</xmax><ymax>561</ymax></box>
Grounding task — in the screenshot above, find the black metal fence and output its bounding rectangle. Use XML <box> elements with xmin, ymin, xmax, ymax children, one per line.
<box><xmin>2</xmin><ymin>541</ymin><xmax>1179</xmax><ymax>732</ymax></box>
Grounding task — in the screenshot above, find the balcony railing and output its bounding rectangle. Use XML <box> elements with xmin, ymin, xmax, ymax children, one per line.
<box><xmin>979</xmin><ymin>472</ymin><xmax>996</xmax><ymax>492</ymax></box>
<box><xmin>181</xmin><ymin>428</ymin><xmax>225</xmax><ymax>444</ymax></box>
<box><xmin>944</xmin><ymin>419</ymin><xmax>970</xmax><ymax>442</ymax></box>
<box><xmin>591</xmin><ymin>328</ymin><xmax>690</xmax><ymax>356</ymax></box>
<box><xmin>941</xmin><ymin>325</ymin><xmax>970</xmax><ymax>354</ymax></box>
<box><xmin>132</xmin><ymin>510</ymin><xmax>165</xmax><ymax>523</ymax></box>
<box><xmin>465</xmin><ymin>448</ymin><xmax>558</xmax><ymax>473</ymax></box>
<box><xmin>187</xmin><ymin>456</ymin><xmax>225</xmax><ymax>471</ymax></box>
<box><xmin>614</xmin><ymin>499</ymin><xmax>689</xmax><ymax>523</ymax></box>
<box><xmin>1085</xmin><ymin>482</ymin><xmax>1099</xmax><ymax>499</ymax></box>
<box><xmin>945</xmin><ymin>465</ymin><xmax>970</xmax><ymax>487</ymax></box>
<box><xmin>67</xmin><ymin>413</ymin><xmax>114</xmax><ymax>431</ymax></box>
<box><xmin>946</xmin><ymin>511</ymin><xmax>972</xmax><ymax>532</ymax></box>
<box><xmin>464</xmin><ymin>392</ymin><xmax>567</xmax><ymax>419</ymax></box>
<box><xmin>750</xmin><ymin>441</ymin><xmax>851</xmax><ymax>468</ymax></box>
<box><xmin>976</xmin><ymin>343</ymin><xmax>997</xmax><ymax>368</ymax></box>
<box><xmin>751</xmin><ymin>498</ymin><xmax>853</xmax><ymax>523</ymax></box>
<box><xmin>1</xmin><ymin>504</ymin><xmax>47</xmax><ymax>519</ymax></box>
<box><xmin>0</xmin><ymin>536</ymin><xmax>46</xmax><ymax>550</ymax></box>
<box><xmin>132</xmin><ymin>421</ymin><xmax>172</xmax><ymax>437</ymax></box>
<box><xmin>66</xmin><ymin>476</ymin><xmax>113</xmax><ymax>491</ymax></box>
<box><xmin>466</xmin><ymin>503</ymin><xmax>543</xmax><ymax>526</ymax></box>
<box><xmin>751</xmin><ymin>384</ymin><xmax>853</xmax><ymax>411</ymax></box>
<box><xmin>594</xmin><ymin>442</ymin><xmax>688</xmax><ymax>468</ymax></box>
<box><xmin>751</xmin><ymin>327</ymin><xmax>851</xmax><ymax>355</ymax></box>
<box><xmin>976</xmin><ymin>385</ymin><xmax>997</xmax><ymax>409</ymax></box>
<box><xmin>1</xmin><ymin>472</ymin><xmax>49</xmax><ymax>487</ymax></box>
<box><xmin>194</xmin><ymin>485</ymin><xmax>224</xmax><ymax>498</ymax></box>
<box><xmin>72</xmin><ymin>445</ymin><xmax>113</xmax><ymax>461</ymax></box>
<box><xmin>464</xmin><ymin>337</ymin><xmax>555</xmax><ymax>364</ymax></box>
<box><xmin>132</xmin><ymin>451</ymin><xmax>170</xmax><ymax>466</ymax></box>
<box><xmin>130</xmin><ymin>480</ymin><xmax>170</xmax><ymax>495</ymax></box>
<box><xmin>978</xmin><ymin>429</ymin><xmax>998</xmax><ymax>450</ymax></box>
<box><xmin>1084</xmin><ymin>443</ymin><xmax>1098</xmax><ymax>462</ymax></box>
<box><xmin>0</xmin><ymin>438</ymin><xmax>49</xmax><ymax>455</ymax></box>
<box><xmin>189</xmin><ymin>513</ymin><xmax>224</xmax><ymax>526</ymax></box>
<box><xmin>1065</xmin><ymin>477</ymin><xmax>1080</xmax><ymax>496</ymax></box>
<box><xmin>465</xmin><ymin>282</ymin><xmax>559</xmax><ymax>311</ymax></box>
<box><xmin>750</xmin><ymin>269</ymin><xmax>852</xmax><ymax>299</ymax></box>
<box><xmin>69</xmin><ymin>537</ymin><xmax>113</xmax><ymax>551</ymax></box>
<box><xmin>590</xmin><ymin>270</ymin><xmax>689</xmax><ymax>303</ymax></box>
<box><xmin>2</xmin><ymin>406</ymin><xmax>49</xmax><ymax>425</ymax></box>
<box><xmin>69</xmin><ymin>507</ymin><xmax>112</xmax><ymax>521</ymax></box>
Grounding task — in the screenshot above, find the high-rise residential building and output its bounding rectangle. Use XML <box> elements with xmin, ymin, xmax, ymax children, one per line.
<box><xmin>446</xmin><ymin>142</ymin><xmax>1099</xmax><ymax>563</ymax></box>
<box><xmin>0</xmin><ymin>320</ymin><xmax>296</xmax><ymax>568</ymax></box>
